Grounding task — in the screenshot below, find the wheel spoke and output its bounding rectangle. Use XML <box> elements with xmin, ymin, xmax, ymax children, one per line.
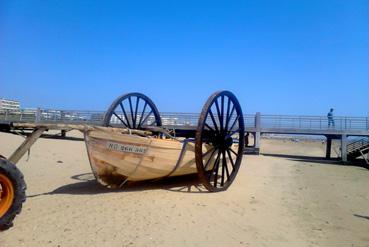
<box><xmin>213</xmin><ymin>163</ymin><xmax>219</xmax><ymax>188</ymax></box>
<box><xmin>225</xmin><ymin>128</ymin><xmax>240</xmax><ymax>139</ymax></box>
<box><xmin>113</xmin><ymin>112</ymin><xmax>128</xmax><ymax>127</ymax></box>
<box><xmin>204</xmin><ymin>123</ymin><xmax>215</xmax><ymax>132</ymax></box>
<box><xmin>225</xmin><ymin>104</ymin><xmax>235</xmax><ymax>130</ymax></box>
<box><xmin>223</xmin><ymin>149</ymin><xmax>230</xmax><ymax>180</ymax></box>
<box><xmin>208</xmin><ymin>109</ymin><xmax>219</xmax><ymax>132</ymax></box>
<box><xmin>214</xmin><ymin>98</ymin><xmax>223</xmax><ymax>131</ymax></box>
<box><xmin>128</xmin><ymin>96</ymin><xmax>135</xmax><ymax>128</ymax></box>
<box><xmin>140</xmin><ymin>110</ymin><xmax>153</xmax><ymax>126</ymax></box>
<box><xmin>221</xmin><ymin>95</ymin><xmax>225</xmax><ymax>131</ymax></box>
<box><xmin>229</xmin><ymin>148</ymin><xmax>238</xmax><ymax>157</ymax></box>
<box><xmin>229</xmin><ymin>115</ymin><xmax>240</xmax><ymax>132</ymax></box>
<box><xmin>204</xmin><ymin>148</ymin><xmax>217</xmax><ymax>170</ymax></box>
<box><xmin>226</xmin><ymin>148</ymin><xmax>235</xmax><ymax>169</ymax></box>
<box><xmin>213</xmin><ymin>150</ymin><xmax>221</xmax><ymax>187</ymax></box>
<box><xmin>208</xmin><ymin>149</ymin><xmax>221</xmax><ymax>179</ymax></box>
<box><xmin>120</xmin><ymin>102</ymin><xmax>131</xmax><ymax>128</ymax></box>
<box><xmin>225</xmin><ymin>97</ymin><xmax>231</xmax><ymax>131</ymax></box>
<box><xmin>134</xmin><ymin>97</ymin><xmax>140</xmax><ymax>128</ymax></box>
<box><xmin>202</xmin><ymin>146</ymin><xmax>215</xmax><ymax>157</ymax></box>
<box><xmin>221</xmin><ymin>150</ymin><xmax>226</xmax><ymax>186</ymax></box>
<box><xmin>137</xmin><ymin>101</ymin><xmax>148</xmax><ymax>128</ymax></box>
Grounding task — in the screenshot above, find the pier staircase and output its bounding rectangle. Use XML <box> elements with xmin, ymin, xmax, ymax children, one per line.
<box><xmin>347</xmin><ymin>137</ymin><xmax>369</xmax><ymax>164</ymax></box>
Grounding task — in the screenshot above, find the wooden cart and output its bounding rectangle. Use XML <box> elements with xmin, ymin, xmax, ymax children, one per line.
<box><xmin>0</xmin><ymin>90</ymin><xmax>245</xmax><ymax>229</ymax></box>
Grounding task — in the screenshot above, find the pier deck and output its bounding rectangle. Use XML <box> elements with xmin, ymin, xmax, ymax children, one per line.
<box><xmin>1</xmin><ymin>109</ymin><xmax>368</xmax><ymax>162</ymax></box>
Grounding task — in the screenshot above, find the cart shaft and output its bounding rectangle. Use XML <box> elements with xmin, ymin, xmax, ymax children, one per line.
<box><xmin>8</xmin><ymin>127</ymin><xmax>47</xmax><ymax>164</ymax></box>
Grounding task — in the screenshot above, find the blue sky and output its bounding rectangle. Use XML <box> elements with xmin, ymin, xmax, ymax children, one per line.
<box><xmin>0</xmin><ymin>0</ymin><xmax>368</xmax><ymax>116</ymax></box>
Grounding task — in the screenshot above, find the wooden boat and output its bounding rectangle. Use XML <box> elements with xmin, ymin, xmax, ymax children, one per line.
<box><xmin>84</xmin><ymin>128</ymin><xmax>218</xmax><ymax>187</ymax></box>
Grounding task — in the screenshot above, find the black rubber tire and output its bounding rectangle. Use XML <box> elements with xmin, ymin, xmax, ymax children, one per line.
<box><xmin>0</xmin><ymin>158</ymin><xmax>26</xmax><ymax>230</ymax></box>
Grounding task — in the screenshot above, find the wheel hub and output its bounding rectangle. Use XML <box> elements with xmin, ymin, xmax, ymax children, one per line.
<box><xmin>224</xmin><ymin>136</ymin><xmax>233</xmax><ymax>148</ymax></box>
<box><xmin>211</xmin><ymin>133</ymin><xmax>233</xmax><ymax>149</ymax></box>
<box><xmin>0</xmin><ymin>174</ymin><xmax>14</xmax><ymax>218</ymax></box>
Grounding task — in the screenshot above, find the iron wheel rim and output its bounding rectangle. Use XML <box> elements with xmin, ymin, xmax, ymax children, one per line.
<box><xmin>103</xmin><ymin>92</ymin><xmax>162</xmax><ymax>129</ymax></box>
<box><xmin>195</xmin><ymin>90</ymin><xmax>245</xmax><ymax>192</ymax></box>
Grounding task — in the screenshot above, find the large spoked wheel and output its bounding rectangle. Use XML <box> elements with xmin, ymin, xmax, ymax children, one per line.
<box><xmin>195</xmin><ymin>91</ymin><xmax>245</xmax><ymax>192</ymax></box>
<box><xmin>0</xmin><ymin>157</ymin><xmax>26</xmax><ymax>230</ymax></box>
<box><xmin>103</xmin><ymin>92</ymin><xmax>162</xmax><ymax>129</ymax></box>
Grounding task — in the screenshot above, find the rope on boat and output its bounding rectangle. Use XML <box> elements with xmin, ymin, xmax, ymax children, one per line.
<box><xmin>158</xmin><ymin>138</ymin><xmax>196</xmax><ymax>179</ymax></box>
<box><xmin>142</xmin><ymin>126</ymin><xmax>178</xmax><ymax>140</ymax></box>
<box><xmin>164</xmin><ymin>141</ymin><xmax>189</xmax><ymax>178</ymax></box>
<box><xmin>118</xmin><ymin>137</ymin><xmax>154</xmax><ymax>188</ymax></box>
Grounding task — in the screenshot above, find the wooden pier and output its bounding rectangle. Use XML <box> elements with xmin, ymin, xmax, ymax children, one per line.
<box><xmin>1</xmin><ymin>109</ymin><xmax>368</xmax><ymax>162</ymax></box>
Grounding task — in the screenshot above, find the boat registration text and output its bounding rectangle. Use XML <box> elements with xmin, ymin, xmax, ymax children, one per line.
<box><xmin>106</xmin><ymin>141</ymin><xmax>147</xmax><ymax>154</ymax></box>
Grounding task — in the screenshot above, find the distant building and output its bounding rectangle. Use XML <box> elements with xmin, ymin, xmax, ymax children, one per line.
<box><xmin>0</xmin><ymin>98</ymin><xmax>20</xmax><ymax>111</ymax></box>
<box><xmin>23</xmin><ymin>108</ymin><xmax>37</xmax><ymax>114</ymax></box>
<box><xmin>162</xmin><ymin>117</ymin><xmax>178</xmax><ymax>125</ymax></box>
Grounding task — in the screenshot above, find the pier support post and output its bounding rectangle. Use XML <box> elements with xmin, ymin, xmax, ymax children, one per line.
<box><xmin>254</xmin><ymin>132</ymin><xmax>260</xmax><ymax>153</ymax></box>
<box><xmin>254</xmin><ymin>112</ymin><xmax>261</xmax><ymax>154</ymax></box>
<box><xmin>244</xmin><ymin>132</ymin><xmax>249</xmax><ymax>147</ymax></box>
<box><xmin>341</xmin><ymin>134</ymin><xmax>347</xmax><ymax>163</ymax></box>
<box><xmin>35</xmin><ymin>108</ymin><xmax>41</xmax><ymax>123</ymax></box>
<box><xmin>326</xmin><ymin>136</ymin><xmax>332</xmax><ymax>158</ymax></box>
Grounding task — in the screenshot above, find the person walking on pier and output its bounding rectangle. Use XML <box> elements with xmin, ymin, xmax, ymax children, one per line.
<box><xmin>327</xmin><ymin>108</ymin><xmax>335</xmax><ymax>127</ymax></box>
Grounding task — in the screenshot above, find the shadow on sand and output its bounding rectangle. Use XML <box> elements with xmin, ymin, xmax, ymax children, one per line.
<box><xmin>261</xmin><ymin>153</ymin><xmax>368</xmax><ymax>169</ymax></box>
<box><xmin>261</xmin><ymin>153</ymin><xmax>341</xmax><ymax>165</ymax></box>
<box><xmin>354</xmin><ymin>214</ymin><xmax>369</xmax><ymax>221</ymax></box>
<box><xmin>27</xmin><ymin>172</ymin><xmax>208</xmax><ymax>198</ymax></box>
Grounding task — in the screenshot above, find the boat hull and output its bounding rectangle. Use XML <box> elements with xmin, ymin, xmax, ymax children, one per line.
<box><xmin>84</xmin><ymin>130</ymin><xmax>205</xmax><ymax>187</ymax></box>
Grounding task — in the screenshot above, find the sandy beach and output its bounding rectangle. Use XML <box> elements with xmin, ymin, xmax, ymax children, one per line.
<box><xmin>0</xmin><ymin>131</ymin><xmax>368</xmax><ymax>247</ymax></box>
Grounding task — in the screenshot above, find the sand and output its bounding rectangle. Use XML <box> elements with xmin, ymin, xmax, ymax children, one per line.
<box><xmin>0</xmin><ymin>131</ymin><xmax>368</xmax><ymax>247</ymax></box>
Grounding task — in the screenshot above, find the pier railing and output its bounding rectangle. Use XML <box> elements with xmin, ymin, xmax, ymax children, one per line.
<box><xmin>259</xmin><ymin>115</ymin><xmax>369</xmax><ymax>131</ymax></box>
<box><xmin>0</xmin><ymin>109</ymin><xmax>104</xmax><ymax>125</ymax></box>
<box><xmin>0</xmin><ymin>109</ymin><xmax>368</xmax><ymax>132</ymax></box>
